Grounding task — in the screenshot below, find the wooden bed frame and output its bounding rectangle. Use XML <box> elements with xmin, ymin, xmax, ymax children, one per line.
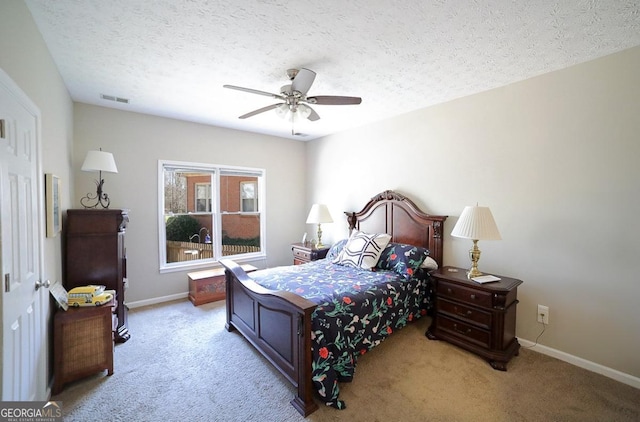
<box><xmin>220</xmin><ymin>190</ymin><xmax>447</xmax><ymax>416</ymax></box>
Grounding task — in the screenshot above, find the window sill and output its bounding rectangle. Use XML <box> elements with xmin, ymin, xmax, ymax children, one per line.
<box><xmin>159</xmin><ymin>254</ymin><xmax>267</xmax><ymax>274</ymax></box>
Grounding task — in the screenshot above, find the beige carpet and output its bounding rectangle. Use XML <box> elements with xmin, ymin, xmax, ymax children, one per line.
<box><xmin>52</xmin><ymin>299</ymin><xmax>640</xmax><ymax>422</ymax></box>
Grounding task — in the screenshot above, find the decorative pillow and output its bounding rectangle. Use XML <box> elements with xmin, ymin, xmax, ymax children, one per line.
<box><xmin>326</xmin><ymin>238</ymin><xmax>348</xmax><ymax>260</ymax></box>
<box><xmin>333</xmin><ymin>230</ymin><xmax>392</xmax><ymax>270</ymax></box>
<box><xmin>420</xmin><ymin>256</ymin><xmax>438</xmax><ymax>270</ymax></box>
<box><xmin>376</xmin><ymin>243</ymin><xmax>430</xmax><ymax>279</ymax></box>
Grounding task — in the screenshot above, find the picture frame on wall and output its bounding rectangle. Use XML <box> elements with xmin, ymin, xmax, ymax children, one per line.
<box><xmin>45</xmin><ymin>173</ymin><xmax>62</xmax><ymax>237</ymax></box>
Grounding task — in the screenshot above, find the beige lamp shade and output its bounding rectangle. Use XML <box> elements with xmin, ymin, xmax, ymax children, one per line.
<box><xmin>306</xmin><ymin>204</ymin><xmax>334</xmax><ymax>224</ymax></box>
<box><xmin>306</xmin><ymin>204</ymin><xmax>333</xmax><ymax>248</ymax></box>
<box><xmin>451</xmin><ymin>205</ymin><xmax>501</xmax><ymax>240</ymax></box>
<box><xmin>80</xmin><ymin>149</ymin><xmax>118</xmax><ymax>209</ymax></box>
<box><xmin>451</xmin><ymin>205</ymin><xmax>501</xmax><ymax>279</ymax></box>
<box><xmin>81</xmin><ymin>150</ymin><xmax>118</xmax><ymax>173</ymax></box>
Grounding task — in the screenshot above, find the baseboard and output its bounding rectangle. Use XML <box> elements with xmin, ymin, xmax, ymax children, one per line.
<box><xmin>519</xmin><ymin>338</ymin><xmax>640</xmax><ymax>390</ymax></box>
<box><xmin>127</xmin><ymin>292</ymin><xmax>188</xmax><ymax>309</ymax></box>
<box><xmin>122</xmin><ymin>297</ymin><xmax>640</xmax><ymax>391</ymax></box>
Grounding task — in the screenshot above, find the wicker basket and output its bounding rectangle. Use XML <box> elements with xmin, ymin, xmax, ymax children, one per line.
<box><xmin>52</xmin><ymin>300</ymin><xmax>115</xmax><ymax>394</ymax></box>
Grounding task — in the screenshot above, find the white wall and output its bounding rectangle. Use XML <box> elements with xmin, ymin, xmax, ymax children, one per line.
<box><xmin>307</xmin><ymin>46</ymin><xmax>640</xmax><ymax>379</ymax></box>
<box><xmin>73</xmin><ymin>104</ymin><xmax>307</xmax><ymax>303</ymax></box>
<box><xmin>0</xmin><ymin>0</ymin><xmax>74</xmax><ymax>289</ymax></box>
<box><xmin>0</xmin><ymin>6</ymin><xmax>74</xmax><ymax>302</ymax></box>
<box><xmin>0</xmin><ymin>0</ymin><xmax>74</xmax><ymax>386</ymax></box>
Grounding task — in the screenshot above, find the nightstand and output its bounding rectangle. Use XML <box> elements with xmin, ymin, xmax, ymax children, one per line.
<box><xmin>53</xmin><ymin>299</ymin><xmax>116</xmax><ymax>394</ymax></box>
<box><xmin>291</xmin><ymin>242</ymin><xmax>329</xmax><ymax>265</ymax></box>
<box><xmin>426</xmin><ymin>266</ymin><xmax>523</xmax><ymax>371</ymax></box>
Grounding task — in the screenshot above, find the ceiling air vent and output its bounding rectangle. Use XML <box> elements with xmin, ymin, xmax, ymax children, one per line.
<box><xmin>100</xmin><ymin>94</ymin><xmax>130</xmax><ymax>104</ymax></box>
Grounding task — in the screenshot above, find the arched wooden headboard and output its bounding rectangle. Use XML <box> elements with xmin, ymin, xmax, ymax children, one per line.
<box><xmin>345</xmin><ymin>190</ymin><xmax>447</xmax><ymax>267</ymax></box>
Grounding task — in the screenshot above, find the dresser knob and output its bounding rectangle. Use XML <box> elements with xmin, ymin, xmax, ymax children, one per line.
<box><xmin>453</xmin><ymin>323</ymin><xmax>472</xmax><ymax>335</ymax></box>
<box><xmin>447</xmin><ymin>288</ymin><xmax>452</xmax><ymax>294</ymax></box>
<box><xmin>453</xmin><ymin>306</ymin><xmax>473</xmax><ymax>317</ymax></box>
<box><xmin>470</xmin><ymin>294</ymin><xmax>476</xmax><ymax>300</ymax></box>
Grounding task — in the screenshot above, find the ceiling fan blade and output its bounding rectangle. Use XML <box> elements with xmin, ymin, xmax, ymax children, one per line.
<box><xmin>238</xmin><ymin>103</ymin><xmax>282</xmax><ymax>119</ymax></box>
<box><xmin>306</xmin><ymin>95</ymin><xmax>362</xmax><ymax>105</ymax></box>
<box><xmin>307</xmin><ymin>106</ymin><xmax>320</xmax><ymax>121</ymax></box>
<box><xmin>223</xmin><ymin>85</ymin><xmax>283</xmax><ymax>99</ymax></box>
<box><xmin>291</xmin><ymin>68</ymin><xmax>316</xmax><ymax>95</ymax></box>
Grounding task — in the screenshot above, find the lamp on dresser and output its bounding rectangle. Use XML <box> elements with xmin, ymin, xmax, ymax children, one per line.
<box><xmin>80</xmin><ymin>148</ymin><xmax>118</xmax><ymax>209</ymax></box>
<box><xmin>451</xmin><ymin>204</ymin><xmax>501</xmax><ymax>279</ymax></box>
<box><xmin>306</xmin><ymin>204</ymin><xmax>333</xmax><ymax>248</ymax></box>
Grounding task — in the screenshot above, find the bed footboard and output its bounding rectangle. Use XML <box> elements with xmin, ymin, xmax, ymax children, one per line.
<box><xmin>220</xmin><ymin>259</ymin><xmax>319</xmax><ymax>416</ymax></box>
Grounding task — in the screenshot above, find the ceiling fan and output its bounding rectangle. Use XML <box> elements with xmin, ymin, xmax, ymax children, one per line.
<box><xmin>223</xmin><ymin>68</ymin><xmax>362</xmax><ymax>128</ymax></box>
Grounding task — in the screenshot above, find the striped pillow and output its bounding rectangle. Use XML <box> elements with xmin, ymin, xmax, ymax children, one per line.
<box><xmin>333</xmin><ymin>230</ymin><xmax>392</xmax><ymax>270</ymax></box>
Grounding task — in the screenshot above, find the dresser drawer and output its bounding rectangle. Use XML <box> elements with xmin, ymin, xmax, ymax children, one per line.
<box><xmin>293</xmin><ymin>248</ymin><xmax>311</xmax><ymax>261</ymax></box>
<box><xmin>438</xmin><ymin>315</ymin><xmax>491</xmax><ymax>348</ymax></box>
<box><xmin>437</xmin><ymin>280</ymin><xmax>493</xmax><ymax>308</ymax></box>
<box><xmin>437</xmin><ymin>298</ymin><xmax>492</xmax><ymax>329</ymax></box>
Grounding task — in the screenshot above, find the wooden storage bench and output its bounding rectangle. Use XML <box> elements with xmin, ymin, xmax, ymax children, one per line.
<box><xmin>188</xmin><ymin>264</ymin><xmax>257</xmax><ymax>306</ymax></box>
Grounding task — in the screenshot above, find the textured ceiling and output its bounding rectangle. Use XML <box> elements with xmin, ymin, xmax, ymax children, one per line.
<box><xmin>25</xmin><ymin>0</ymin><xmax>640</xmax><ymax>141</ymax></box>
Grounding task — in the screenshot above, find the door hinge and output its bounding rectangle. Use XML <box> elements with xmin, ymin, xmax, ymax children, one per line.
<box><xmin>5</xmin><ymin>273</ymin><xmax>10</xmax><ymax>292</ymax></box>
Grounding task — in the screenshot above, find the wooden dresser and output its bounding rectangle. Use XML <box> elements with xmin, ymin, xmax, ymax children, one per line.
<box><xmin>65</xmin><ymin>209</ymin><xmax>130</xmax><ymax>342</ymax></box>
<box><xmin>291</xmin><ymin>242</ymin><xmax>329</xmax><ymax>265</ymax></box>
<box><xmin>52</xmin><ymin>299</ymin><xmax>115</xmax><ymax>394</ymax></box>
<box><xmin>426</xmin><ymin>266</ymin><xmax>523</xmax><ymax>370</ymax></box>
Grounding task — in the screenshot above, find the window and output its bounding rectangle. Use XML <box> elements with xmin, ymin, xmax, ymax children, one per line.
<box><xmin>240</xmin><ymin>181</ymin><xmax>257</xmax><ymax>212</ymax></box>
<box><xmin>159</xmin><ymin>160</ymin><xmax>265</xmax><ymax>271</ymax></box>
<box><xmin>195</xmin><ymin>183</ymin><xmax>211</xmax><ymax>212</ymax></box>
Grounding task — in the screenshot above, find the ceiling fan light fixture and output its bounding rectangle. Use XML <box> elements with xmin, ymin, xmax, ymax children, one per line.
<box><xmin>275</xmin><ymin>103</ymin><xmax>290</xmax><ymax>119</ymax></box>
<box><xmin>291</xmin><ymin>110</ymin><xmax>304</xmax><ymax>124</ymax></box>
<box><xmin>224</xmin><ymin>67</ymin><xmax>362</xmax><ymax>130</ymax></box>
<box><xmin>297</xmin><ymin>104</ymin><xmax>312</xmax><ymax>119</ymax></box>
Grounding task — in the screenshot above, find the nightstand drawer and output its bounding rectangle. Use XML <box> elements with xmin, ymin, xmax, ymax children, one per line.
<box><xmin>438</xmin><ymin>315</ymin><xmax>491</xmax><ymax>348</ymax></box>
<box><xmin>437</xmin><ymin>298</ymin><xmax>492</xmax><ymax>329</ymax></box>
<box><xmin>291</xmin><ymin>243</ymin><xmax>329</xmax><ymax>265</ymax></box>
<box><xmin>293</xmin><ymin>248</ymin><xmax>311</xmax><ymax>261</ymax></box>
<box><xmin>437</xmin><ymin>280</ymin><xmax>493</xmax><ymax>308</ymax></box>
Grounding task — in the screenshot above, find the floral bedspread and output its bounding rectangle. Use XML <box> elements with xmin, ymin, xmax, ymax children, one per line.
<box><xmin>248</xmin><ymin>259</ymin><xmax>433</xmax><ymax>409</ymax></box>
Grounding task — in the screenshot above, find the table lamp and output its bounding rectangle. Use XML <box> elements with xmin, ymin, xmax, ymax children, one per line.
<box><xmin>80</xmin><ymin>149</ymin><xmax>118</xmax><ymax>209</ymax></box>
<box><xmin>306</xmin><ymin>204</ymin><xmax>333</xmax><ymax>248</ymax></box>
<box><xmin>451</xmin><ymin>205</ymin><xmax>501</xmax><ymax>278</ymax></box>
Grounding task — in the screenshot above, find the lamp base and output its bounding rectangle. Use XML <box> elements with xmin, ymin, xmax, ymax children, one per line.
<box><xmin>466</xmin><ymin>239</ymin><xmax>482</xmax><ymax>279</ymax></box>
<box><xmin>80</xmin><ymin>178</ymin><xmax>111</xmax><ymax>209</ymax></box>
<box><xmin>316</xmin><ymin>224</ymin><xmax>324</xmax><ymax>249</ymax></box>
<box><xmin>466</xmin><ymin>267</ymin><xmax>483</xmax><ymax>279</ymax></box>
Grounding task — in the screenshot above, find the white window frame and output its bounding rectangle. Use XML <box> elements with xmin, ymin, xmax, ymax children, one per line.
<box><xmin>158</xmin><ymin>160</ymin><xmax>266</xmax><ymax>273</ymax></box>
<box><xmin>240</xmin><ymin>181</ymin><xmax>258</xmax><ymax>213</ymax></box>
<box><xmin>195</xmin><ymin>182</ymin><xmax>212</xmax><ymax>212</ymax></box>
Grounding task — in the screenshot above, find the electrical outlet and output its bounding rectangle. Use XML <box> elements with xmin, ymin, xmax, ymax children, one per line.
<box><xmin>537</xmin><ymin>305</ymin><xmax>549</xmax><ymax>324</ymax></box>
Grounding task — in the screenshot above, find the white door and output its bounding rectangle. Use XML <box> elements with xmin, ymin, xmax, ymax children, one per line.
<box><xmin>0</xmin><ymin>69</ymin><xmax>47</xmax><ymax>401</ymax></box>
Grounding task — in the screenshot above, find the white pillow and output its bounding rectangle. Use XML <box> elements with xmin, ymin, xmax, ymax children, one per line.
<box><xmin>333</xmin><ymin>230</ymin><xmax>392</xmax><ymax>270</ymax></box>
<box><xmin>420</xmin><ymin>256</ymin><xmax>438</xmax><ymax>270</ymax></box>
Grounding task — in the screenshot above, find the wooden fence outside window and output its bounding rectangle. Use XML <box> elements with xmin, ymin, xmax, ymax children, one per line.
<box><xmin>166</xmin><ymin>241</ymin><xmax>260</xmax><ymax>262</ymax></box>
